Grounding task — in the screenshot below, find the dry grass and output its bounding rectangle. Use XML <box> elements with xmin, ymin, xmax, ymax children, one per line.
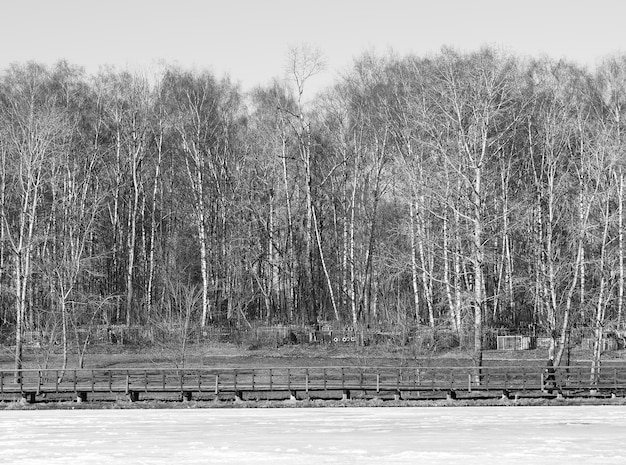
<box><xmin>2</xmin><ymin>338</ymin><xmax>622</xmax><ymax>372</ymax></box>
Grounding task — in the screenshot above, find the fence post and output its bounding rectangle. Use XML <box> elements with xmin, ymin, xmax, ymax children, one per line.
<box><xmin>305</xmin><ymin>369</ymin><xmax>309</xmax><ymax>393</ymax></box>
<box><xmin>397</xmin><ymin>368</ymin><xmax>400</xmax><ymax>392</ymax></box>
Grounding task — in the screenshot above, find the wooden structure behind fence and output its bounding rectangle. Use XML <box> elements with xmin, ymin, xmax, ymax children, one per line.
<box><xmin>496</xmin><ymin>336</ymin><xmax>536</xmax><ymax>350</ymax></box>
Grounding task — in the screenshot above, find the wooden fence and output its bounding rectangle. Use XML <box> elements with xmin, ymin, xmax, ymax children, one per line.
<box><xmin>2</xmin><ymin>364</ymin><xmax>626</xmax><ymax>403</ymax></box>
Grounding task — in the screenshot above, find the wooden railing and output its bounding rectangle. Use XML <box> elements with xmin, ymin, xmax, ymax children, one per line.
<box><xmin>2</xmin><ymin>365</ymin><xmax>626</xmax><ymax>403</ymax></box>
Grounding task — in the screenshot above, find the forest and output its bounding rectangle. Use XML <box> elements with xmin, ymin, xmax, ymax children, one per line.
<box><xmin>1</xmin><ymin>47</ymin><xmax>625</xmax><ymax>374</ymax></box>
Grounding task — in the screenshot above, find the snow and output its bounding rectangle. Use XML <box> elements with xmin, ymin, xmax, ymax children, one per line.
<box><xmin>1</xmin><ymin>406</ymin><xmax>626</xmax><ymax>464</ymax></box>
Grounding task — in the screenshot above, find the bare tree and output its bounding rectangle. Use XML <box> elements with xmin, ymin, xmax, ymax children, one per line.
<box><xmin>0</xmin><ymin>63</ymin><xmax>67</xmax><ymax>379</ymax></box>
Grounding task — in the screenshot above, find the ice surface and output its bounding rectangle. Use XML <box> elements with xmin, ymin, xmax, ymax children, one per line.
<box><xmin>1</xmin><ymin>406</ymin><xmax>625</xmax><ymax>464</ymax></box>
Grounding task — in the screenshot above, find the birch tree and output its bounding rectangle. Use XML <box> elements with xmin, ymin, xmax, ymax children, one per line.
<box><xmin>429</xmin><ymin>49</ymin><xmax>520</xmax><ymax>374</ymax></box>
<box><xmin>0</xmin><ymin>63</ymin><xmax>66</xmax><ymax>378</ymax></box>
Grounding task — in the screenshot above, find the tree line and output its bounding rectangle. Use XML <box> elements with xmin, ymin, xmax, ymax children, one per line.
<box><xmin>1</xmin><ymin>47</ymin><xmax>625</xmax><ymax>374</ymax></box>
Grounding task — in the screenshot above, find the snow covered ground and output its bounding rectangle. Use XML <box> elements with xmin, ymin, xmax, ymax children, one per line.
<box><xmin>1</xmin><ymin>406</ymin><xmax>626</xmax><ymax>464</ymax></box>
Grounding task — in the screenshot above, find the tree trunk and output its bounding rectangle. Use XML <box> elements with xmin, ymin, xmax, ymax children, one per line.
<box><xmin>591</xmin><ymin>197</ymin><xmax>611</xmax><ymax>384</ymax></box>
<box><xmin>471</xmin><ymin>163</ymin><xmax>484</xmax><ymax>380</ymax></box>
<box><xmin>409</xmin><ymin>201</ymin><xmax>421</xmax><ymax>323</ymax></box>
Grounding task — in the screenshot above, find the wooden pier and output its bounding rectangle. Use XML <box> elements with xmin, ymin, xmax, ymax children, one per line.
<box><xmin>2</xmin><ymin>365</ymin><xmax>626</xmax><ymax>403</ymax></box>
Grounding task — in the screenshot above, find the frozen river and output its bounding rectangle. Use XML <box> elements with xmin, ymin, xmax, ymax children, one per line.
<box><xmin>1</xmin><ymin>406</ymin><xmax>626</xmax><ymax>464</ymax></box>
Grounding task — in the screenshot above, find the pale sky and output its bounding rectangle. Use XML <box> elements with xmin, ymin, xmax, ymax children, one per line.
<box><xmin>1</xmin><ymin>0</ymin><xmax>625</xmax><ymax>91</ymax></box>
